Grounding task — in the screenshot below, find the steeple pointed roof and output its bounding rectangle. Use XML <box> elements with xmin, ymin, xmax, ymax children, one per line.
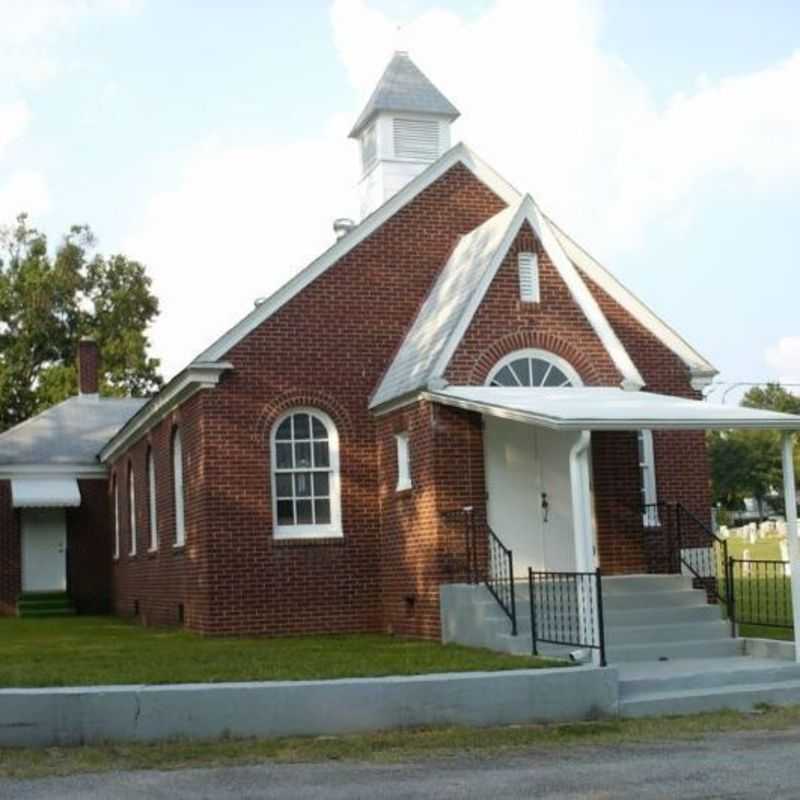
<box><xmin>349</xmin><ymin>51</ymin><xmax>460</xmax><ymax>138</ymax></box>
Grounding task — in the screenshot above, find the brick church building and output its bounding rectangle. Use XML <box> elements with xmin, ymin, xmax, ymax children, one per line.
<box><xmin>4</xmin><ymin>52</ymin><xmax>794</xmax><ymax>643</ymax></box>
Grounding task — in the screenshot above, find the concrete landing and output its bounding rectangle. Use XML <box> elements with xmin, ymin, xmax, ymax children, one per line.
<box><xmin>618</xmin><ymin>655</ymin><xmax>800</xmax><ymax>717</ymax></box>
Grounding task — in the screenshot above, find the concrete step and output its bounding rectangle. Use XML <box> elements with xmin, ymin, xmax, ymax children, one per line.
<box><xmin>606</xmin><ymin>620</ymin><xmax>730</xmax><ymax>646</ymax></box>
<box><xmin>601</xmin><ymin>589</ymin><xmax>708</xmax><ymax>612</ymax></box>
<box><xmin>606</xmin><ymin>637</ymin><xmax>743</xmax><ymax>663</ymax></box>
<box><xmin>619</xmin><ymin>678</ymin><xmax>800</xmax><ymax>718</ymax></box>
<box><xmin>619</xmin><ymin>660</ymin><xmax>800</xmax><ymax>698</ymax></box>
<box><xmin>601</xmin><ymin>575</ymin><xmax>694</xmax><ymax>594</ymax></box>
<box><xmin>605</xmin><ymin>604</ymin><xmax>723</xmax><ymax>627</ymax></box>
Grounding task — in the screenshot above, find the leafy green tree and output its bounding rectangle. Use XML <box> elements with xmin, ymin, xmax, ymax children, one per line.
<box><xmin>708</xmin><ymin>383</ymin><xmax>800</xmax><ymax>515</ymax></box>
<box><xmin>0</xmin><ymin>214</ymin><xmax>162</xmax><ymax>432</ymax></box>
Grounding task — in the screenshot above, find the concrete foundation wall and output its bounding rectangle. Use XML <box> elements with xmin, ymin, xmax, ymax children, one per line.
<box><xmin>0</xmin><ymin>668</ymin><xmax>619</xmax><ymax>747</ymax></box>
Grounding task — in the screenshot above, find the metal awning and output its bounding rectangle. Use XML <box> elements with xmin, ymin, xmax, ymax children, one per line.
<box><xmin>426</xmin><ymin>386</ymin><xmax>800</xmax><ymax>431</ymax></box>
<box><xmin>11</xmin><ymin>478</ymin><xmax>81</xmax><ymax>508</ymax></box>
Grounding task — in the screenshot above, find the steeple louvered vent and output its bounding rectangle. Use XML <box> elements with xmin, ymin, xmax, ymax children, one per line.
<box><xmin>393</xmin><ymin>118</ymin><xmax>440</xmax><ymax>160</ymax></box>
<box><xmin>518</xmin><ymin>252</ymin><xmax>540</xmax><ymax>303</ymax></box>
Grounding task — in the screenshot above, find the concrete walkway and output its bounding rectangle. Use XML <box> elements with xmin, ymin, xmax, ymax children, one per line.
<box><xmin>4</xmin><ymin>727</ymin><xmax>800</xmax><ymax>799</ymax></box>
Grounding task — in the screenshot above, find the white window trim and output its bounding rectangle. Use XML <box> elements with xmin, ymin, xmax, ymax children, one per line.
<box><xmin>639</xmin><ymin>429</ymin><xmax>660</xmax><ymax>527</ymax></box>
<box><xmin>113</xmin><ymin>480</ymin><xmax>120</xmax><ymax>560</ymax></box>
<box><xmin>173</xmin><ymin>429</ymin><xmax>186</xmax><ymax>547</ymax></box>
<box><xmin>395</xmin><ymin>432</ymin><xmax>412</xmax><ymax>492</ymax></box>
<box><xmin>270</xmin><ymin>407</ymin><xmax>342</xmax><ymax>540</ymax></box>
<box><xmin>147</xmin><ymin>450</ymin><xmax>158</xmax><ymax>552</ymax></box>
<box><xmin>128</xmin><ymin>466</ymin><xmax>137</xmax><ymax>556</ymax></box>
<box><xmin>486</xmin><ymin>348</ymin><xmax>583</xmax><ymax>387</ymax></box>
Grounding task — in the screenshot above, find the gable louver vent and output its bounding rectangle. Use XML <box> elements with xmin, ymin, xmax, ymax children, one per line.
<box><xmin>393</xmin><ymin>118</ymin><xmax>440</xmax><ymax>160</ymax></box>
<box><xmin>518</xmin><ymin>251</ymin><xmax>540</xmax><ymax>303</ymax></box>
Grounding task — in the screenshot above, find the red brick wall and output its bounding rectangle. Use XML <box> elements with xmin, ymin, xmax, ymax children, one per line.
<box><xmin>109</xmin><ymin>391</ymin><xmax>206</xmax><ymax>628</ymax></box>
<box><xmin>107</xmin><ymin>163</ymin><xmax>506</xmax><ymax>635</ymax></box>
<box><xmin>0</xmin><ymin>481</ymin><xmax>20</xmax><ymax>614</ymax></box>
<box><xmin>446</xmin><ymin>223</ymin><xmax>621</xmax><ymax>387</ymax></box>
<box><xmin>67</xmin><ymin>480</ymin><xmax>112</xmax><ymax>613</ymax></box>
<box><xmin>377</xmin><ymin>401</ymin><xmax>486</xmax><ymax>639</ymax></box>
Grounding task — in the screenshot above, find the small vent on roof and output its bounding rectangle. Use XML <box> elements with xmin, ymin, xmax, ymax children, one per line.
<box><xmin>518</xmin><ymin>252</ymin><xmax>539</xmax><ymax>303</ymax></box>
<box><xmin>393</xmin><ymin>117</ymin><xmax>439</xmax><ymax>160</ymax></box>
<box><xmin>333</xmin><ymin>218</ymin><xmax>356</xmax><ymax>240</ymax></box>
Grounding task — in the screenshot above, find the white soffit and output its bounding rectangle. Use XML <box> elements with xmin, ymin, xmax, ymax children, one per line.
<box><xmin>427</xmin><ymin>386</ymin><xmax>800</xmax><ymax>431</ymax></box>
<box><xmin>12</xmin><ymin>478</ymin><xmax>81</xmax><ymax>508</ymax></box>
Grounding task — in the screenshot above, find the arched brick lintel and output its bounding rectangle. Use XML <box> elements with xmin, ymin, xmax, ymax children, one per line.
<box><xmin>253</xmin><ymin>390</ymin><xmax>355</xmax><ymax>444</ymax></box>
<box><xmin>465</xmin><ymin>330</ymin><xmax>613</xmax><ymax>386</ymax></box>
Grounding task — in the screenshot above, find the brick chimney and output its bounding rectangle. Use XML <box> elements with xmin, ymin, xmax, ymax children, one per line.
<box><xmin>77</xmin><ymin>338</ymin><xmax>100</xmax><ymax>396</ymax></box>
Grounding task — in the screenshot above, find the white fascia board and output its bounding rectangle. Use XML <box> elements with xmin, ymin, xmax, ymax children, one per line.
<box><xmin>527</xmin><ymin>200</ymin><xmax>645</xmax><ymax>390</ymax></box>
<box><xmin>428</xmin><ymin>195</ymin><xmax>645</xmax><ymax>391</ymax></box>
<box><xmin>424</xmin><ymin>391</ymin><xmax>800</xmax><ymax>432</ymax></box>
<box><xmin>548</xmin><ymin>217</ymin><xmax>718</xmax><ymax>380</ymax></box>
<box><xmin>99</xmin><ymin>362</ymin><xmax>233</xmax><ymax>463</ymax></box>
<box><xmin>428</xmin><ymin>198</ymin><xmax>530</xmax><ymax>382</ymax></box>
<box><xmin>0</xmin><ymin>464</ymin><xmax>108</xmax><ymax>479</ymax></box>
<box><xmin>193</xmin><ymin>143</ymin><xmax>521</xmax><ymax>366</ymax></box>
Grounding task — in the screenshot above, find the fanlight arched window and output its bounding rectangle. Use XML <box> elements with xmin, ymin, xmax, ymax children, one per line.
<box><xmin>271</xmin><ymin>409</ymin><xmax>341</xmax><ymax>539</ymax></box>
<box><xmin>487</xmin><ymin>349</ymin><xmax>582</xmax><ymax>388</ymax></box>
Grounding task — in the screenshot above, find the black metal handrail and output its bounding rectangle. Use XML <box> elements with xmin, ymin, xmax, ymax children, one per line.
<box><xmin>440</xmin><ymin>507</ymin><xmax>517</xmax><ymax>636</ymax></box>
<box><xmin>486</xmin><ymin>526</ymin><xmax>517</xmax><ymax>636</ymax></box>
<box><xmin>529</xmin><ymin>568</ymin><xmax>606</xmax><ymax>666</ymax></box>
<box><xmin>673</xmin><ymin>502</ymin><xmax>730</xmax><ymax>609</ymax></box>
<box><xmin>728</xmin><ymin>557</ymin><xmax>792</xmax><ymax>632</ymax></box>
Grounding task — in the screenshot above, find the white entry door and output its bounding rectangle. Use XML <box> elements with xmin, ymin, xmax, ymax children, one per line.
<box><xmin>484</xmin><ymin>417</ymin><xmax>578</xmax><ymax>576</ymax></box>
<box><xmin>22</xmin><ymin>508</ymin><xmax>67</xmax><ymax>592</ymax></box>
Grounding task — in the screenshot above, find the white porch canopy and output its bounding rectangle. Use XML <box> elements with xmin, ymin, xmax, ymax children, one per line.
<box><xmin>11</xmin><ymin>478</ymin><xmax>81</xmax><ymax>508</ymax></box>
<box><xmin>427</xmin><ymin>385</ymin><xmax>800</xmax><ymax>662</ymax></box>
<box><xmin>426</xmin><ymin>386</ymin><xmax>800</xmax><ymax>431</ymax></box>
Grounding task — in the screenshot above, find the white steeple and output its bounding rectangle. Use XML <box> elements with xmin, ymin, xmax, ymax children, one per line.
<box><xmin>349</xmin><ymin>52</ymin><xmax>460</xmax><ymax>219</ymax></box>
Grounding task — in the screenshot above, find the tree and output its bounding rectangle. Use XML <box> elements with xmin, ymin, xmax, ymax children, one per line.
<box><xmin>0</xmin><ymin>214</ymin><xmax>162</xmax><ymax>432</ymax></box>
<box><xmin>708</xmin><ymin>383</ymin><xmax>800</xmax><ymax>515</ymax></box>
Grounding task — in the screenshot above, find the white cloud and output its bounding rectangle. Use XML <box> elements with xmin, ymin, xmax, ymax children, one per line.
<box><xmin>0</xmin><ymin>101</ymin><xmax>31</xmax><ymax>156</ymax></box>
<box><xmin>127</xmin><ymin>0</ymin><xmax>800</xmax><ymax>378</ymax></box>
<box><xmin>0</xmin><ymin>171</ymin><xmax>49</xmax><ymax>222</ymax></box>
<box><xmin>766</xmin><ymin>337</ymin><xmax>800</xmax><ymax>383</ymax></box>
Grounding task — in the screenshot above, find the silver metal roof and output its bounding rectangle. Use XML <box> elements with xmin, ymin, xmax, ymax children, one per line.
<box><xmin>370</xmin><ymin>203</ymin><xmax>519</xmax><ymax>408</ymax></box>
<box><xmin>0</xmin><ymin>395</ymin><xmax>147</xmax><ymax>467</ymax></box>
<box><xmin>349</xmin><ymin>52</ymin><xmax>460</xmax><ymax>138</ymax></box>
<box><xmin>429</xmin><ymin>386</ymin><xmax>800</xmax><ymax>431</ymax></box>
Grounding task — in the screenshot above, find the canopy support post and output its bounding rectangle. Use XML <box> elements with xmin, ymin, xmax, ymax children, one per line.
<box><xmin>781</xmin><ymin>433</ymin><xmax>800</xmax><ymax>662</ymax></box>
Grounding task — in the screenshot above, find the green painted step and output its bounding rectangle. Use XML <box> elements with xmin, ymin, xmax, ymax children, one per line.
<box><xmin>16</xmin><ymin>592</ymin><xmax>76</xmax><ymax>618</ymax></box>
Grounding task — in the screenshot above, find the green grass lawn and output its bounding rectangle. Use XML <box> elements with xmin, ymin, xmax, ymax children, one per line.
<box><xmin>0</xmin><ymin>616</ymin><xmax>561</xmax><ymax>688</ymax></box>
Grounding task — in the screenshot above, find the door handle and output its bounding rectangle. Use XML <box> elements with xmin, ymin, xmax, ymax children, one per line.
<box><xmin>541</xmin><ymin>492</ymin><xmax>549</xmax><ymax>523</ymax></box>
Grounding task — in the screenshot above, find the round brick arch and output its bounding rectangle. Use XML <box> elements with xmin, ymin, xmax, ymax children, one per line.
<box><xmin>252</xmin><ymin>389</ymin><xmax>355</xmax><ymax>445</ymax></box>
<box><xmin>466</xmin><ymin>331</ymin><xmax>609</xmax><ymax>386</ymax></box>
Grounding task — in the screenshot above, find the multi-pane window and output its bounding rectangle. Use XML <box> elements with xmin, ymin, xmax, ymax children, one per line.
<box><xmin>147</xmin><ymin>449</ymin><xmax>158</xmax><ymax>551</ymax></box>
<box><xmin>638</xmin><ymin>430</ymin><xmax>660</xmax><ymax>527</ymax></box>
<box><xmin>489</xmin><ymin>352</ymin><xmax>577</xmax><ymax>388</ymax></box>
<box><xmin>272</xmin><ymin>409</ymin><xmax>341</xmax><ymax>538</ymax></box>
<box><xmin>172</xmin><ymin>429</ymin><xmax>186</xmax><ymax>547</ymax></box>
<box><xmin>128</xmin><ymin>465</ymin><xmax>137</xmax><ymax>556</ymax></box>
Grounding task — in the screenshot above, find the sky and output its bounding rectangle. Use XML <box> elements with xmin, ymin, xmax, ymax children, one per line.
<box><xmin>1</xmin><ymin>0</ymin><xmax>799</xmax><ymax>402</ymax></box>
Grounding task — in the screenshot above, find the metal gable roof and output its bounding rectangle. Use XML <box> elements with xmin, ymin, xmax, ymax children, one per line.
<box><xmin>349</xmin><ymin>52</ymin><xmax>460</xmax><ymax>138</ymax></box>
<box><xmin>0</xmin><ymin>395</ymin><xmax>146</xmax><ymax>469</ymax></box>
<box><xmin>370</xmin><ymin>195</ymin><xmax>645</xmax><ymax>409</ymax></box>
<box><xmin>428</xmin><ymin>386</ymin><xmax>800</xmax><ymax>431</ymax></box>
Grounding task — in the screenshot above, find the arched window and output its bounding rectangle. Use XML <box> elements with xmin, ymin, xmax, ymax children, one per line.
<box><xmin>271</xmin><ymin>409</ymin><xmax>341</xmax><ymax>539</ymax></box>
<box><xmin>486</xmin><ymin>349</ymin><xmax>582</xmax><ymax>388</ymax></box>
<box><xmin>113</xmin><ymin>475</ymin><xmax>120</xmax><ymax>560</ymax></box>
<box><xmin>147</xmin><ymin>447</ymin><xmax>158</xmax><ymax>551</ymax></box>
<box><xmin>128</xmin><ymin>463</ymin><xmax>137</xmax><ymax>557</ymax></box>
<box><xmin>172</xmin><ymin>428</ymin><xmax>186</xmax><ymax>547</ymax></box>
